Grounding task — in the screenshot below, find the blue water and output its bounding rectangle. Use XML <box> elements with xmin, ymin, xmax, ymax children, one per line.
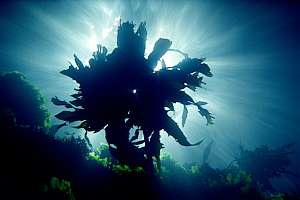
<box><xmin>0</xmin><ymin>0</ymin><xmax>299</xmax><ymax>192</ymax></box>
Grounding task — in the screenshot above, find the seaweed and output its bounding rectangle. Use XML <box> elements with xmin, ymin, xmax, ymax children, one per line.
<box><xmin>53</xmin><ymin>21</ymin><xmax>213</xmax><ymax>171</ymax></box>
<box><xmin>0</xmin><ymin>72</ymin><xmax>50</xmax><ymax>129</ymax></box>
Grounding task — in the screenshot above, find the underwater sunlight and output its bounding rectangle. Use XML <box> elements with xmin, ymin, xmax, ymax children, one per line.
<box><xmin>0</xmin><ymin>0</ymin><xmax>299</xmax><ymax>199</ymax></box>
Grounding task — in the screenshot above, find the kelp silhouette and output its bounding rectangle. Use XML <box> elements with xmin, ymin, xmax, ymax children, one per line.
<box><xmin>53</xmin><ymin>21</ymin><xmax>213</xmax><ymax>171</ymax></box>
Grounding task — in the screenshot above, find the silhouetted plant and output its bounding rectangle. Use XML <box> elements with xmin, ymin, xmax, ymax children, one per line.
<box><xmin>53</xmin><ymin>21</ymin><xmax>213</xmax><ymax>171</ymax></box>
<box><xmin>0</xmin><ymin>71</ymin><xmax>50</xmax><ymax>129</ymax></box>
<box><xmin>0</xmin><ymin>73</ymin><xmax>89</xmax><ymax>198</ymax></box>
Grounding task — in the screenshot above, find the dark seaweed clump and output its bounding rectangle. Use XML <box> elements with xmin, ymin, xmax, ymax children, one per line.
<box><xmin>52</xmin><ymin>21</ymin><xmax>213</xmax><ymax>172</ymax></box>
<box><xmin>0</xmin><ymin>71</ymin><xmax>50</xmax><ymax>129</ymax></box>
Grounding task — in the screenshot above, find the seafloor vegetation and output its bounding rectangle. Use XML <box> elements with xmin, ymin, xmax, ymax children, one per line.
<box><xmin>1</xmin><ymin>72</ymin><xmax>299</xmax><ymax>200</ymax></box>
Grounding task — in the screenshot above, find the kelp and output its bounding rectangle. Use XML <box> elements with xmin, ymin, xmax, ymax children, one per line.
<box><xmin>53</xmin><ymin>21</ymin><xmax>213</xmax><ymax>170</ymax></box>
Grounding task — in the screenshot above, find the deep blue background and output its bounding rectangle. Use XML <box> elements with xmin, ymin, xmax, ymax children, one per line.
<box><xmin>0</xmin><ymin>0</ymin><xmax>299</xmax><ymax>192</ymax></box>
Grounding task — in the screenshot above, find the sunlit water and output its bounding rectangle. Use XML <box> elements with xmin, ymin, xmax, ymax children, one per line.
<box><xmin>0</xmin><ymin>2</ymin><xmax>299</xmax><ymax>191</ymax></box>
